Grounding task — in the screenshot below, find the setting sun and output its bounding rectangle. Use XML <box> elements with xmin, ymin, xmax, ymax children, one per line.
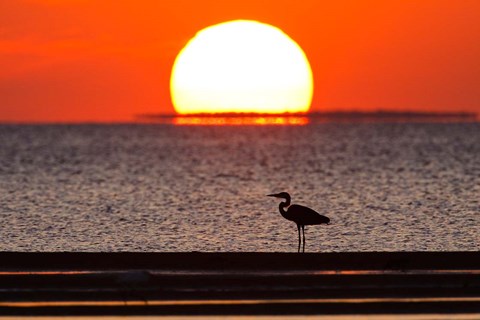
<box><xmin>170</xmin><ymin>20</ymin><xmax>313</xmax><ymax>115</ymax></box>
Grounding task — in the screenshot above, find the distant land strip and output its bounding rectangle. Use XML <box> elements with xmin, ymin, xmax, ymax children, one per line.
<box><xmin>138</xmin><ymin>111</ymin><xmax>478</xmax><ymax>120</ymax></box>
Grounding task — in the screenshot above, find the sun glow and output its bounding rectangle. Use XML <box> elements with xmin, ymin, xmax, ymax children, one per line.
<box><xmin>170</xmin><ymin>20</ymin><xmax>313</xmax><ymax>115</ymax></box>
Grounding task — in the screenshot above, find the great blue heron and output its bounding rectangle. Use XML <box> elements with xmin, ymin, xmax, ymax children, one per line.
<box><xmin>268</xmin><ymin>192</ymin><xmax>330</xmax><ymax>252</ymax></box>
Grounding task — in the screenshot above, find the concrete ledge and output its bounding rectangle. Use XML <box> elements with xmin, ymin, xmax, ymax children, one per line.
<box><xmin>0</xmin><ymin>252</ymin><xmax>479</xmax><ymax>315</ymax></box>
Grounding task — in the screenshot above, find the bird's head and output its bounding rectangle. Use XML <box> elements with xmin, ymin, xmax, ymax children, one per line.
<box><xmin>267</xmin><ymin>192</ymin><xmax>291</xmax><ymax>201</ymax></box>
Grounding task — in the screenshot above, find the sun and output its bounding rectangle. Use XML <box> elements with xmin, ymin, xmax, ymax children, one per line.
<box><xmin>170</xmin><ymin>20</ymin><xmax>313</xmax><ymax>114</ymax></box>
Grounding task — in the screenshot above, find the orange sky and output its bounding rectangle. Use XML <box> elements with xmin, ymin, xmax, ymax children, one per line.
<box><xmin>1</xmin><ymin>0</ymin><xmax>479</xmax><ymax>122</ymax></box>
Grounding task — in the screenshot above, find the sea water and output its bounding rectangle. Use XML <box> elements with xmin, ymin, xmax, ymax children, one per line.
<box><xmin>0</xmin><ymin>123</ymin><xmax>478</xmax><ymax>252</ymax></box>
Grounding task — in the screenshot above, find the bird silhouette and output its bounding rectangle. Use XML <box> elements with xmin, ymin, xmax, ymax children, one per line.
<box><xmin>268</xmin><ymin>192</ymin><xmax>330</xmax><ymax>253</ymax></box>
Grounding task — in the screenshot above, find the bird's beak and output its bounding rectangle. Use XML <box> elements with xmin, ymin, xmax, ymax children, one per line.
<box><xmin>267</xmin><ymin>193</ymin><xmax>278</xmax><ymax>197</ymax></box>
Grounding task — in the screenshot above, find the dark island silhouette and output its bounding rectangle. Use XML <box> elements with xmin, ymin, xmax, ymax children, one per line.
<box><xmin>268</xmin><ymin>192</ymin><xmax>330</xmax><ymax>253</ymax></box>
<box><xmin>138</xmin><ymin>110</ymin><xmax>478</xmax><ymax>122</ymax></box>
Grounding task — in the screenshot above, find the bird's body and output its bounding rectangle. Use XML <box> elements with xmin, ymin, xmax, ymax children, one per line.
<box><xmin>268</xmin><ymin>192</ymin><xmax>330</xmax><ymax>252</ymax></box>
<box><xmin>282</xmin><ymin>204</ymin><xmax>330</xmax><ymax>225</ymax></box>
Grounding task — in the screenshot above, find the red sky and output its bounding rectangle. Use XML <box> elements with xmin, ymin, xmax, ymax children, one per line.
<box><xmin>1</xmin><ymin>0</ymin><xmax>479</xmax><ymax>122</ymax></box>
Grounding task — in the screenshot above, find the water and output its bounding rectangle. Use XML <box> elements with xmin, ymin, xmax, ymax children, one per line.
<box><xmin>0</xmin><ymin>123</ymin><xmax>478</xmax><ymax>252</ymax></box>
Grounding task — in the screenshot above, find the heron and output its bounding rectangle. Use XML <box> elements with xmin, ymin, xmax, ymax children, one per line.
<box><xmin>268</xmin><ymin>192</ymin><xmax>330</xmax><ymax>253</ymax></box>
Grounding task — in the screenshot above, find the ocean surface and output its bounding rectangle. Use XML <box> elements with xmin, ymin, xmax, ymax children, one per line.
<box><xmin>0</xmin><ymin>122</ymin><xmax>478</xmax><ymax>252</ymax></box>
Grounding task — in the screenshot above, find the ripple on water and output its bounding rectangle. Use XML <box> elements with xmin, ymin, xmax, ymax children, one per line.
<box><xmin>0</xmin><ymin>123</ymin><xmax>479</xmax><ymax>251</ymax></box>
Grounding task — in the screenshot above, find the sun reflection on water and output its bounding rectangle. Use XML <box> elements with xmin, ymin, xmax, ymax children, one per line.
<box><xmin>173</xmin><ymin>116</ymin><xmax>309</xmax><ymax>126</ymax></box>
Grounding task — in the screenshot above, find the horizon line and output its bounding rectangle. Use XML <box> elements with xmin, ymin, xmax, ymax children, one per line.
<box><xmin>139</xmin><ymin>110</ymin><xmax>478</xmax><ymax>119</ymax></box>
<box><xmin>0</xmin><ymin>110</ymin><xmax>477</xmax><ymax>125</ymax></box>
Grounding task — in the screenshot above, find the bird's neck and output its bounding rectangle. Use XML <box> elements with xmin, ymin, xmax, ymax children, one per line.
<box><xmin>279</xmin><ymin>199</ymin><xmax>291</xmax><ymax>218</ymax></box>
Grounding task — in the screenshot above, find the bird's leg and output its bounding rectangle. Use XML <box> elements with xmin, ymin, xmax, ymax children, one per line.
<box><xmin>297</xmin><ymin>224</ymin><xmax>301</xmax><ymax>253</ymax></box>
<box><xmin>302</xmin><ymin>225</ymin><xmax>305</xmax><ymax>253</ymax></box>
